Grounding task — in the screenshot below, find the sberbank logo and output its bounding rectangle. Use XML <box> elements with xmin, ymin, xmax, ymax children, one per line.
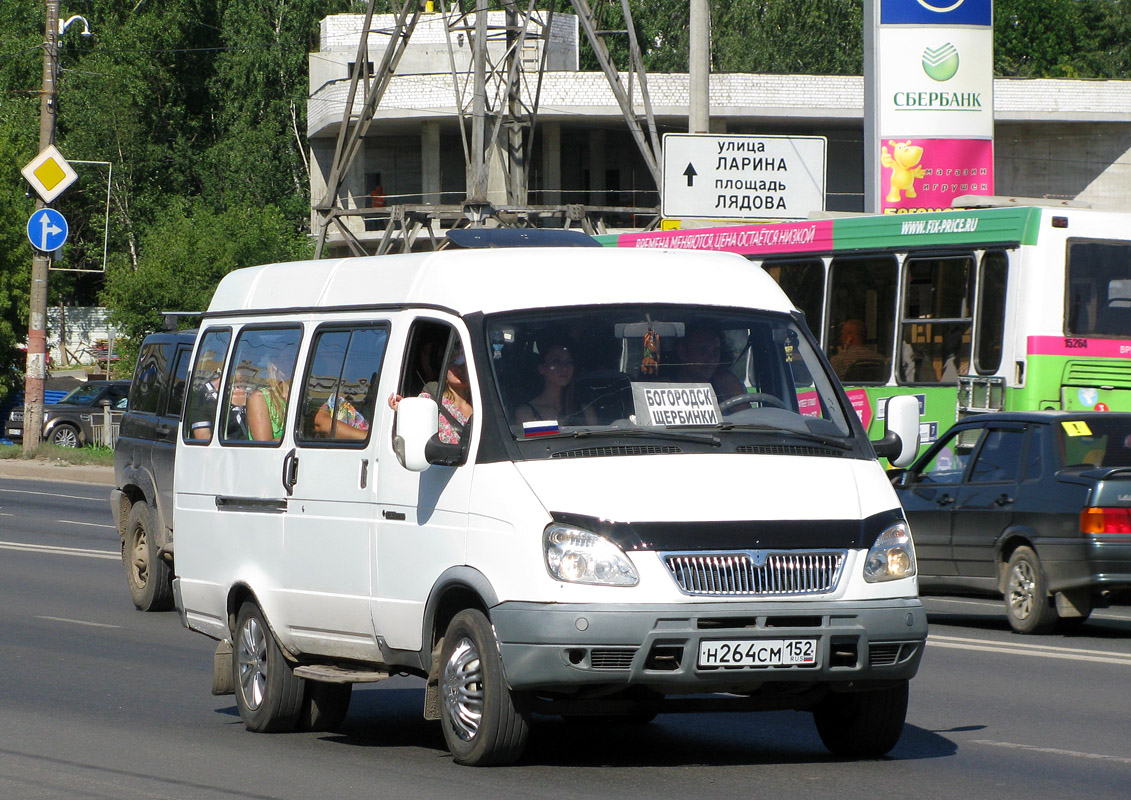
<box><xmin>922</xmin><ymin>43</ymin><xmax>959</xmax><ymax>81</ymax></box>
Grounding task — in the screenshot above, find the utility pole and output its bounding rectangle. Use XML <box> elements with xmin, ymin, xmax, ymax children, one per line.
<box><xmin>23</xmin><ymin>0</ymin><xmax>60</xmax><ymax>451</ymax></box>
<box><xmin>689</xmin><ymin>0</ymin><xmax>709</xmax><ymax>134</ymax></box>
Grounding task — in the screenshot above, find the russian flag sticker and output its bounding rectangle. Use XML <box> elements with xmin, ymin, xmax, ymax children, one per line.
<box><xmin>523</xmin><ymin>419</ymin><xmax>560</xmax><ymax>437</ymax></box>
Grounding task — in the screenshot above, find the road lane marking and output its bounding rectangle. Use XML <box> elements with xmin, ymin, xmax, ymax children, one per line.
<box><xmin>925</xmin><ymin>595</ymin><xmax>1131</xmax><ymax>622</ymax></box>
<box><xmin>36</xmin><ymin>616</ymin><xmax>120</xmax><ymax>629</ymax></box>
<box><xmin>971</xmin><ymin>739</ymin><xmax>1131</xmax><ymax>765</ymax></box>
<box><xmin>0</xmin><ymin>540</ymin><xmax>118</xmax><ymax>560</ymax></box>
<box><xmin>57</xmin><ymin>519</ymin><xmax>115</xmax><ymax>529</ymax></box>
<box><xmin>0</xmin><ymin>487</ymin><xmax>103</xmax><ymax>502</ymax></box>
<box><xmin>929</xmin><ymin>634</ymin><xmax>1131</xmax><ymax>666</ymax></box>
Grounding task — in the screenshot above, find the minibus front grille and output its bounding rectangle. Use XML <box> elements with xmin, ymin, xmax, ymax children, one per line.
<box><xmin>662</xmin><ymin>550</ymin><xmax>845</xmax><ymax>596</ymax></box>
<box><xmin>551</xmin><ymin>445</ymin><xmax>681</xmax><ymax>458</ymax></box>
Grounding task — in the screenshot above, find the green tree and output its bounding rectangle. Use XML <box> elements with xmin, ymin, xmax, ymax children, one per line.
<box><xmin>994</xmin><ymin>0</ymin><xmax>1096</xmax><ymax>77</ymax></box>
<box><xmin>102</xmin><ymin>200</ymin><xmax>313</xmax><ymax>355</ymax></box>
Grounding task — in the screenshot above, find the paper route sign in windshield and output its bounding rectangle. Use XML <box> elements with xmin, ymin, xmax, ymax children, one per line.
<box><xmin>633</xmin><ymin>383</ymin><xmax>721</xmax><ymax>426</ymax></box>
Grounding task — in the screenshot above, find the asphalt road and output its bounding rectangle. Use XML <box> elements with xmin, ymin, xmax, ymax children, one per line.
<box><xmin>2</xmin><ymin>475</ymin><xmax>1130</xmax><ymax>799</ymax></box>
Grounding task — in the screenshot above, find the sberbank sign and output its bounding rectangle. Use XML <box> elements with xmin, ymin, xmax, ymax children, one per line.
<box><xmin>893</xmin><ymin>91</ymin><xmax>982</xmax><ymax>109</ymax></box>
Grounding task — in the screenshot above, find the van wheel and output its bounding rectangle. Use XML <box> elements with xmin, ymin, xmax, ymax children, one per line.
<box><xmin>1005</xmin><ymin>547</ymin><xmax>1058</xmax><ymax>634</ymax></box>
<box><xmin>298</xmin><ymin>681</ymin><xmax>352</xmax><ymax>732</ymax></box>
<box><xmin>232</xmin><ymin>602</ymin><xmax>304</xmax><ymax>733</ymax></box>
<box><xmin>123</xmin><ymin>502</ymin><xmax>173</xmax><ymax>612</ymax></box>
<box><xmin>813</xmin><ymin>681</ymin><xmax>908</xmax><ymax>758</ymax></box>
<box><xmin>438</xmin><ymin>609</ymin><xmax>530</xmax><ymax>766</ymax></box>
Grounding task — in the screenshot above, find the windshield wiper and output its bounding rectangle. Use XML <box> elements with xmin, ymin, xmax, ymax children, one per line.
<box><xmin>717</xmin><ymin>423</ymin><xmax>854</xmax><ymax>450</ymax></box>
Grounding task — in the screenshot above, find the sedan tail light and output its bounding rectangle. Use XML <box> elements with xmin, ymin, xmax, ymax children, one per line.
<box><xmin>1080</xmin><ymin>507</ymin><xmax>1131</xmax><ymax>534</ymax></box>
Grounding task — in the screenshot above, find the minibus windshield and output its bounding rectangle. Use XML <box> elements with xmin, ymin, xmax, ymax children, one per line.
<box><xmin>485</xmin><ymin>305</ymin><xmax>853</xmax><ymax>443</ymax></box>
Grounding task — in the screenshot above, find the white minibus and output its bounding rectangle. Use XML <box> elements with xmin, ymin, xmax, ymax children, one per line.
<box><xmin>173</xmin><ymin>241</ymin><xmax>924</xmax><ymax>766</ymax></box>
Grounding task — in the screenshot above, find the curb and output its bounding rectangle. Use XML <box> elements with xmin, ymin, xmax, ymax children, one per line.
<box><xmin>0</xmin><ymin>459</ymin><xmax>114</xmax><ymax>486</ymax></box>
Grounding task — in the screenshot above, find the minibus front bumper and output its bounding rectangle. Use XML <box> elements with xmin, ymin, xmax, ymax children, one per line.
<box><xmin>490</xmin><ymin>598</ymin><xmax>927</xmax><ymax>694</ymax></box>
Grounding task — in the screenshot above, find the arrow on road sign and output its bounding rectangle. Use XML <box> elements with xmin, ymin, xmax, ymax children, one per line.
<box><xmin>26</xmin><ymin>208</ymin><xmax>69</xmax><ymax>252</ymax></box>
<box><xmin>683</xmin><ymin>163</ymin><xmax>698</xmax><ymax>186</ymax></box>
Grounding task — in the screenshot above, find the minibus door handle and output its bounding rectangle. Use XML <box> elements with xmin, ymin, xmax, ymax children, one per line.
<box><xmin>282</xmin><ymin>449</ymin><xmax>299</xmax><ymax>496</ymax></box>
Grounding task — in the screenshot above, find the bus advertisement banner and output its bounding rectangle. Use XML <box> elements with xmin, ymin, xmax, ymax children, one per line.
<box><xmin>879</xmin><ymin>138</ymin><xmax>993</xmax><ymax>213</ymax></box>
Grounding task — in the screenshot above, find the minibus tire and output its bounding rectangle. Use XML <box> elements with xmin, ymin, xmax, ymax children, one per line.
<box><xmin>812</xmin><ymin>681</ymin><xmax>908</xmax><ymax>758</ymax></box>
<box><xmin>438</xmin><ymin>609</ymin><xmax>531</xmax><ymax>766</ymax></box>
<box><xmin>123</xmin><ymin>502</ymin><xmax>173</xmax><ymax>612</ymax></box>
<box><xmin>233</xmin><ymin>602</ymin><xmax>304</xmax><ymax>733</ymax></box>
<box><xmin>299</xmin><ymin>681</ymin><xmax>352</xmax><ymax>732</ymax></box>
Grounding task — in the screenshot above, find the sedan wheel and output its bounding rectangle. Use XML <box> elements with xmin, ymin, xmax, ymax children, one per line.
<box><xmin>1004</xmin><ymin>546</ymin><xmax>1058</xmax><ymax>634</ymax></box>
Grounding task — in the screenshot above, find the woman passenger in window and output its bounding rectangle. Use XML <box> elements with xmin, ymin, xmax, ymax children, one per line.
<box><xmin>388</xmin><ymin>343</ymin><xmax>473</xmax><ymax>444</ymax></box>
<box><xmin>513</xmin><ymin>341</ymin><xmax>597</xmax><ymax>426</ymax></box>
<box><xmin>248</xmin><ymin>361</ymin><xmax>291</xmax><ymax>442</ymax></box>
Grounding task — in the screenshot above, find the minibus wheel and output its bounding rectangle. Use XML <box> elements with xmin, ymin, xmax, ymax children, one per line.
<box><xmin>812</xmin><ymin>681</ymin><xmax>908</xmax><ymax>757</ymax></box>
<box><xmin>233</xmin><ymin>602</ymin><xmax>304</xmax><ymax>733</ymax></box>
<box><xmin>438</xmin><ymin>609</ymin><xmax>530</xmax><ymax>766</ymax></box>
<box><xmin>123</xmin><ymin>502</ymin><xmax>173</xmax><ymax>612</ymax></box>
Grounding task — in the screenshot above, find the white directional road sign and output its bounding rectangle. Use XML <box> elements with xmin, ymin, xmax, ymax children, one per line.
<box><xmin>21</xmin><ymin>145</ymin><xmax>79</xmax><ymax>203</ymax></box>
<box><xmin>26</xmin><ymin>208</ymin><xmax>69</xmax><ymax>252</ymax></box>
<box><xmin>662</xmin><ymin>134</ymin><xmax>826</xmax><ymax>221</ymax></box>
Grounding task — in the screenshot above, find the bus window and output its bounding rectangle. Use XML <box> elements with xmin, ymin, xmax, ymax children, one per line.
<box><xmin>827</xmin><ymin>255</ymin><xmax>897</xmax><ymax>383</ymax></box>
<box><xmin>975</xmin><ymin>250</ymin><xmax>1008</xmax><ymax>374</ymax></box>
<box><xmin>762</xmin><ymin>259</ymin><xmax>824</xmax><ymax>336</ymax></box>
<box><xmin>1067</xmin><ymin>240</ymin><xmax>1131</xmax><ymax>337</ymax></box>
<box><xmin>899</xmin><ymin>255</ymin><xmax>974</xmax><ymax>384</ymax></box>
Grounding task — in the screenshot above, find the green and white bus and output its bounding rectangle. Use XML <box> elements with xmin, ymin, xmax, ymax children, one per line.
<box><xmin>602</xmin><ymin>204</ymin><xmax>1131</xmax><ymax>450</ymax></box>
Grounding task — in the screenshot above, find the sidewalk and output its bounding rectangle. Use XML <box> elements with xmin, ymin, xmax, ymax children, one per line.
<box><xmin>0</xmin><ymin>459</ymin><xmax>114</xmax><ymax>486</ymax></box>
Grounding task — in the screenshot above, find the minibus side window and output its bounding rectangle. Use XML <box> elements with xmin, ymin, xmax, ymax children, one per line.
<box><xmin>295</xmin><ymin>324</ymin><xmax>389</xmax><ymax>446</ymax></box>
<box><xmin>396</xmin><ymin>320</ymin><xmax>470</xmax><ymax>449</ymax></box>
<box><xmin>221</xmin><ymin>326</ymin><xmax>303</xmax><ymax>445</ymax></box>
<box><xmin>182</xmin><ymin>329</ymin><xmax>232</xmax><ymax>444</ymax></box>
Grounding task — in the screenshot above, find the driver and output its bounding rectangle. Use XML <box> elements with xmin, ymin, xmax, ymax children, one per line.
<box><xmin>673</xmin><ymin>326</ymin><xmax>745</xmax><ymax>401</ymax></box>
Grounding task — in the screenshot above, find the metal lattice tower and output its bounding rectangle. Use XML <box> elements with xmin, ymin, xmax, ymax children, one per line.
<box><xmin>312</xmin><ymin>0</ymin><xmax>663</xmax><ymax>257</ymax></box>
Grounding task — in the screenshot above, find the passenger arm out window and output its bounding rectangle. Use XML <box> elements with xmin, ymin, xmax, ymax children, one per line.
<box><xmin>296</xmin><ymin>324</ymin><xmax>389</xmax><ymax>446</ymax></box>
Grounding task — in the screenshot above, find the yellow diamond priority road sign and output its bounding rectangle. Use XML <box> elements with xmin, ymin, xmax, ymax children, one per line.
<box><xmin>21</xmin><ymin>145</ymin><xmax>79</xmax><ymax>203</ymax></box>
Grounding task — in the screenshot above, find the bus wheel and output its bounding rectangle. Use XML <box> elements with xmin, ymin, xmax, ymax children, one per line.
<box><xmin>233</xmin><ymin>602</ymin><xmax>304</xmax><ymax>732</ymax></box>
<box><xmin>123</xmin><ymin>502</ymin><xmax>173</xmax><ymax>612</ymax></box>
<box><xmin>438</xmin><ymin>609</ymin><xmax>530</xmax><ymax>766</ymax></box>
<box><xmin>813</xmin><ymin>681</ymin><xmax>908</xmax><ymax>758</ymax></box>
<box><xmin>1005</xmin><ymin>547</ymin><xmax>1058</xmax><ymax>634</ymax></box>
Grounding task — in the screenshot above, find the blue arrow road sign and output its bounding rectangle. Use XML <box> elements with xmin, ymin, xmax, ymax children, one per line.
<box><xmin>26</xmin><ymin>208</ymin><xmax>69</xmax><ymax>252</ymax></box>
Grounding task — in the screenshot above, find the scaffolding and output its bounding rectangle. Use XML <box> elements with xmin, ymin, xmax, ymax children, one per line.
<box><xmin>312</xmin><ymin>0</ymin><xmax>664</xmax><ymax>257</ymax></box>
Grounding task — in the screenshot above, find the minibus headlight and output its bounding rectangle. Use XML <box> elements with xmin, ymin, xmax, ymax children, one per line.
<box><xmin>544</xmin><ymin>524</ymin><xmax>639</xmax><ymax>586</ymax></box>
<box><xmin>863</xmin><ymin>521</ymin><xmax>917</xmax><ymax>583</ymax></box>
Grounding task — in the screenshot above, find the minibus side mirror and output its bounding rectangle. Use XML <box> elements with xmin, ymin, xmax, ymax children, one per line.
<box><xmin>871</xmin><ymin>395</ymin><xmax>921</xmax><ymax>468</ymax></box>
<box><xmin>393</xmin><ymin>397</ymin><xmax>439</xmax><ymax>472</ymax></box>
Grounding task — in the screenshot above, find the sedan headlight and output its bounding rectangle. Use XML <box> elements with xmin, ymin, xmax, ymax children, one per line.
<box><xmin>863</xmin><ymin>521</ymin><xmax>917</xmax><ymax>583</ymax></box>
<box><xmin>544</xmin><ymin>524</ymin><xmax>638</xmax><ymax>586</ymax></box>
